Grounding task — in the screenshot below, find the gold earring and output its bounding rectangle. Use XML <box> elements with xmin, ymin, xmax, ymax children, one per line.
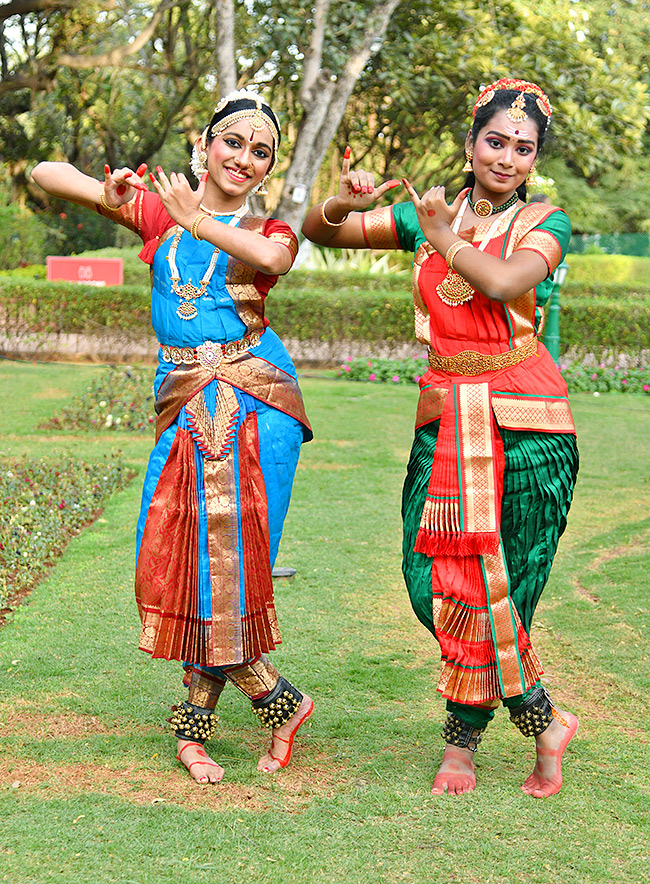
<box><xmin>463</xmin><ymin>149</ymin><xmax>473</xmax><ymax>173</ymax></box>
<box><xmin>255</xmin><ymin>175</ymin><xmax>270</xmax><ymax>196</ymax></box>
<box><xmin>527</xmin><ymin>160</ymin><xmax>538</xmax><ymax>183</ymax></box>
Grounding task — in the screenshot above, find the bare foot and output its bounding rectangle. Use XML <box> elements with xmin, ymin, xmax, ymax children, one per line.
<box><xmin>257</xmin><ymin>694</ymin><xmax>314</xmax><ymax>773</ymax></box>
<box><xmin>521</xmin><ymin>710</ymin><xmax>579</xmax><ymax>798</ymax></box>
<box><xmin>176</xmin><ymin>739</ymin><xmax>225</xmax><ymax>785</ymax></box>
<box><xmin>431</xmin><ymin>745</ymin><xmax>476</xmax><ymax>795</ymax></box>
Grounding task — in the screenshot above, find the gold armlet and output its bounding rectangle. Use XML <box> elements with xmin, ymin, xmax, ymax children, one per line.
<box><xmin>445</xmin><ymin>240</ymin><xmax>472</xmax><ymax>270</ymax></box>
<box><xmin>190</xmin><ymin>213</ymin><xmax>210</xmax><ymax>241</ymax></box>
<box><xmin>321</xmin><ymin>196</ymin><xmax>349</xmax><ymax>228</ymax></box>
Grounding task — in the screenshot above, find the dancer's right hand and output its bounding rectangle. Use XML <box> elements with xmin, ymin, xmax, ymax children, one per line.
<box><xmin>333</xmin><ymin>146</ymin><xmax>401</xmax><ymax>214</ymax></box>
<box><xmin>102</xmin><ymin>162</ymin><xmax>149</xmax><ymax>207</ymax></box>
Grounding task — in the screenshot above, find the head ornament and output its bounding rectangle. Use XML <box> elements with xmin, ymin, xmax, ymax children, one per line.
<box><xmin>472</xmin><ymin>78</ymin><xmax>552</xmax><ymax>129</ymax></box>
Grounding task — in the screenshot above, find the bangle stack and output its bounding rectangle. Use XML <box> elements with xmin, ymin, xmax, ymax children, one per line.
<box><xmin>320</xmin><ymin>196</ymin><xmax>349</xmax><ymax>228</ymax></box>
<box><xmin>99</xmin><ymin>193</ymin><xmax>120</xmax><ymax>212</ymax></box>
<box><xmin>444</xmin><ymin>240</ymin><xmax>472</xmax><ymax>270</ymax></box>
<box><xmin>190</xmin><ymin>212</ymin><xmax>210</xmax><ymax>241</ymax></box>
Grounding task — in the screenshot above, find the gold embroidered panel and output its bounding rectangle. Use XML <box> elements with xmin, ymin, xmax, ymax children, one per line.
<box><xmin>492</xmin><ymin>394</ymin><xmax>575</xmax><ymax>433</ymax></box>
<box><xmin>361</xmin><ymin>206</ymin><xmax>400</xmax><ymax>249</ymax></box>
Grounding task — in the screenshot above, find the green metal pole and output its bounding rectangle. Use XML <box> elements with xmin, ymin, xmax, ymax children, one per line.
<box><xmin>545</xmin><ymin>259</ymin><xmax>568</xmax><ymax>364</ymax></box>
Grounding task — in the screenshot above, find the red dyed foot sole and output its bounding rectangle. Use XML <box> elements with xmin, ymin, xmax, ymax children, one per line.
<box><xmin>522</xmin><ymin>713</ymin><xmax>579</xmax><ymax>798</ymax></box>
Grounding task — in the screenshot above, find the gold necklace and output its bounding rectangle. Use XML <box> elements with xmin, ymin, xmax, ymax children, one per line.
<box><xmin>436</xmin><ymin>198</ymin><xmax>518</xmax><ymax>308</ymax></box>
<box><xmin>167</xmin><ymin>203</ymin><xmax>248</xmax><ymax>320</ymax></box>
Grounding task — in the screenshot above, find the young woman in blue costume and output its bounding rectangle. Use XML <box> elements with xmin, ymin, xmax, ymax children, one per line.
<box><xmin>33</xmin><ymin>90</ymin><xmax>314</xmax><ymax>785</ymax></box>
<box><xmin>302</xmin><ymin>79</ymin><xmax>579</xmax><ymax>798</ymax></box>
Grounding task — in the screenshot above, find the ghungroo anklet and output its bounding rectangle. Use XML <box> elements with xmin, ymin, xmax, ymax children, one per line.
<box><xmin>168</xmin><ymin>701</ymin><xmax>218</xmax><ymax>743</ymax></box>
<box><xmin>509</xmin><ymin>685</ymin><xmax>554</xmax><ymax>737</ymax></box>
<box><xmin>252</xmin><ymin>677</ymin><xmax>302</xmax><ymax>729</ymax></box>
<box><xmin>441</xmin><ymin>713</ymin><xmax>485</xmax><ymax>752</ymax></box>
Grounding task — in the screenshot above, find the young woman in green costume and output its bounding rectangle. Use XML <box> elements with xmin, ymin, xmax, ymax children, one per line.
<box><xmin>302</xmin><ymin>78</ymin><xmax>579</xmax><ymax>798</ymax></box>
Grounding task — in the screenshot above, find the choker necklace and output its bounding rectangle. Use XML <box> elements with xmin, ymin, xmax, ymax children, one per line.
<box><xmin>167</xmin><ymin>202</ymin><xmax>248</xmax><ymax>320</ymax></box>
<box><xmin>199</xmin><ymin>202</ymin><xmax>247</xmax><ymax>216</ymax></box>
<box><xmin>468</xmin><ymin>190</ymin><xmax>518</xmax><ymax>218</ymax></box>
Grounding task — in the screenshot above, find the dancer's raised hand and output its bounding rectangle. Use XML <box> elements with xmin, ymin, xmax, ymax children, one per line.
<box><xmin>102</xmin><ymin>163</ymin><xmax>148</xmax><ymax>208</ymax></box>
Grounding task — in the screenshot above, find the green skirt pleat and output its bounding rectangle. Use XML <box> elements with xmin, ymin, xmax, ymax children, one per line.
<box><xmin>402</xmin><ymin>421</ymin><xmax>579</xmax><ymax>637</ymax></box>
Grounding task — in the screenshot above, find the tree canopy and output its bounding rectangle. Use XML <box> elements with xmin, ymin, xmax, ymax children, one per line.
<box><xmin>1</xmin><ymin>0</ymin><xmax>649</xmax><ymax>240</ymax></box>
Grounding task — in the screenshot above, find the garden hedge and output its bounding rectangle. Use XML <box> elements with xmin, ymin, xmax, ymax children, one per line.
<box><xmin>1</xmin><ymin>272</ymin><xmax>649</xmax><ymax>359</ymax></box>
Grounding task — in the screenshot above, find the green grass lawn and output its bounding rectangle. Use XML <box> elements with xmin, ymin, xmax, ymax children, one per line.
<box><xmin>0</xmin><ymin>360</ymin><xmax>649</xmax><ymax>884</ymax></box>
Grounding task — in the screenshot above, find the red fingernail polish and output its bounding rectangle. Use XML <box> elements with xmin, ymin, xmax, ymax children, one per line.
<box><xmin>137</xmin><ymin>163</ymin><xmax>147</xmax><ymax>175</ymax></box>
<box><xmin>402</xmin><ymin>178</ymin><xmax>409</xmax><ymax>186</ymax></box>
<box><xmin>344</xmin><ymin>146</ymin><xmax>351</xmax><ymax>159</ymax></box>
<box><xmin>149</xmin><ymin>172</ymin><xmax>156</xmax><ymax>182</ymax></box>
<box><xmin>116</xmin><ymin>185</ymin><xmax>126</xmax><ymax>195</ymax></box>
<box><xmin>156</xmin><ymin>166</ymin><xmax>163</xmax><ymax>174</ymax></box>
<box><xmin>104</xmin><ymin>165</ymin><xmax>110</xmax><ymax>175</ymax></box>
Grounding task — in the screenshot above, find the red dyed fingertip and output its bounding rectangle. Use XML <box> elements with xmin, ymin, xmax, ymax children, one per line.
<box><xmin>104</xmin><ymin>164</ymin><xmax>110</xmax><ymax>176</ymax></box>
<box><xmin>156</xmin><ymin>165</ymin><xmax>163</xmax><ymax>174</ymax></box>
<box><xmin>387</xmin><ymin>180</ymin><xmax>401</xmax><ymax>188</ymax></box>
<box><xmin>136</xmin><ymin>163</ymin><xmax>147</xmax><ymax>176</ymax></box>
<box><xmin>343</xmin><ymin>146</ymin><xmax>351</xmax><ymax>159</ymax></box>
<box><xmin>149</xmin><ymin>172</ymin><xmax>156</xmax><ymax>182</ymax></box>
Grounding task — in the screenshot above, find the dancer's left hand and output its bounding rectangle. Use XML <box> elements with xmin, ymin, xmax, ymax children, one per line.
<box><xmin>149</xmin><ymin>166</ymin><xmax>207</xmax><ymax>229</ymax></box>
<box><xmin>403</xmin><ymin>180</ymin><xmax>470</xmax><ymax>232</ymax></box>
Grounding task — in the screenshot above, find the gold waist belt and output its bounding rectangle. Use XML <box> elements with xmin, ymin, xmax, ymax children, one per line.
<box><xmin>428</xmin><ymin>336</ymin><xmax>538</xmax><ymax>376</ymax></box>
<box><xmin>160</xmin><ymin>330</ymin><xmax>262</xmax><ymax>370</ymax></box>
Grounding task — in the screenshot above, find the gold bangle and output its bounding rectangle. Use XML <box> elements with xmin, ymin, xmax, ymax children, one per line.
<box><xmin>99</xmin><ymin>192</ymin><xmax>120</xmax><ymax>212</ymax></box>
<box><xmin>190</xmin><ymin>213</ymin><xmax>210</xmax><ymax>240</ymax></box>
<box><xmin>445</xmin><ymin>240</ymin><xmax>472</xmax><ymax>270</ymax></box>
<box><xmin>321</xmin><ymin>196</ymin><xmax>349</xmax><ymax>227</ymax></box>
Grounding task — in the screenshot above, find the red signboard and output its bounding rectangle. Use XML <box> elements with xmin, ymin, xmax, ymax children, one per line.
<box><xmin>46</xmin><ymin>256</ymin><xmax>123</xmax><ymax>286</ymax></box>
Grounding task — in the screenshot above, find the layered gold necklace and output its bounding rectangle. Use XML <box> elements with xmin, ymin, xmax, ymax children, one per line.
<box><xmin>436</xmin><ymin>196</ymin><xmax>519</xmax><ymax>307</ymax></box>
<box><xmin>167</xmin><ymin>202</ymin><xmax>248</xmax><ymax>320</ymax></box>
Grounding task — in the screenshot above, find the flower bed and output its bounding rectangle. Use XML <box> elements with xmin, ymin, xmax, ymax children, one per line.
<box><xmin>41</xmin><ymin>365</ymin><xmax>155</xmax><ymax>433</ymax></box>
<box><xmin>338</xmin><ymin>355</ymin><xmax>650</xmax><ymax>394</ymax></box>
<box><xmin>0</xmin><ymin>454</ymin><xmax>134</xmax><ymax>613</ymax></box>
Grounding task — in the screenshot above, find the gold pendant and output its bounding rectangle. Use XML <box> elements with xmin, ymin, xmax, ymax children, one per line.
<box><xmin>177</xmin><ymin>300</ymin><xmax>198</xmax><ymax>320</ymax></box>
<box><xmin>473</xmin><ymin>198</ymin><xmax>493</xmax><ymax>218</ymax></box>
<box><xmin>436</xmin><ymin>269</ymin><xmax>474</xmax><ymax>307</ymax></box>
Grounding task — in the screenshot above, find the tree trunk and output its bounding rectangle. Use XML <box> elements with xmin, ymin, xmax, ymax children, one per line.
<box><xmin>273</xmin><ymin>0</ymin><xmax>401</xmax><ymax>234</ymax></box>
<box><xmin>215</xmin><ymin>0</ymin><xmax>237</xmax><ymax>95</ymax></box>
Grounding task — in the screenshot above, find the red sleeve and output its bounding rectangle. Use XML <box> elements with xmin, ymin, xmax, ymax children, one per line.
<box><xmin>262</xmin><ymin>217</ymin><xmax>299</xmax><ymax>265</ymax></box>
<box><xmin>135</xmin><ymin>191</ymin><xmax>176</xmax><ymax>265</ymax></box>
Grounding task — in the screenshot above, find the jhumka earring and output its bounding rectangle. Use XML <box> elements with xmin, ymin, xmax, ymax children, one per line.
<box><xmin>462</xmin><ymin>148</ymin><xmax>473</xmax><ymax>173</ymax></box>
<box><xmin>527</xmin><ymin>160</ymin><xmax>538</xmax><ymax>184</ymax></box>
<box><xmin>190</xmin><ymin>129</ymin><xmax>209</xmax><ymax>180</ymax></box>
<box><xmin>255</xmin><ymin>174</ymin><xmax>270</xmax><ymax>196</ymax></box>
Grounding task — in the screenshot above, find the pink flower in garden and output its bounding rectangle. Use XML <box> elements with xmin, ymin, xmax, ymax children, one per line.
<box><xmin>622</xmin><ymin>379</ymin><xmax>627</xmax><ymax>385</ymax></box>
<box><xmin>392</xmin><ymin>375</ymin><xmax>400</xmax><ymax>382</ymax></box>
<box><xmin>643</xmin><ymin>384</ymin><xmax>649</xmax><ymax>392</ymax></box>
<box><xmin>414</xmin><ymin>375</ymin><xmax>421</xmax><ymax>383</ymax></box>
<box><xmin>343</xmin><ymin>365</ymin><xmax>350</xmax><ymax>372</ymax></box>
<box><xmin>367</xmin><ymin>361</ymin><xmax>373</xmax><ymax>368</ymax></box>
<box><xmin>369</xmin><ymin>373</ymin><xmax>376</xmax><ymax>381</ymax></box>
<box><xmin>600</xmin><ymin>363</ymin><xmax>605</xmax><ymax>368</ymax></box>
<box><xmin>58</xmin><ymin>501</ymin><xmax>66</xmax><ymax>509</ymax></box>
<box><xmin>560</xmin><ymin>364</ymin><xmax>567</xmax><ymax>370</ymax></box>
<box><xmin>615</xmin><ymin>365</ymin><xmax>620</xmax><ymax>371</ymax></box>
<box><xmin>346</xmin><ymin>357</ymin><xmax>353</xmax><ymax>363</ymax></box>
<box><xmin>591</xmin><ymin>373</ymin><xmax>598</xmax><ymax>380</ymax></box>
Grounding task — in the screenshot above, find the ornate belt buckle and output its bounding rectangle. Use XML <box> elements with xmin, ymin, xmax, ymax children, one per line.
<box><xmin>196</xmin><ymin>340</ymin><xmax>223</xmax><ymax>370</ymax></box>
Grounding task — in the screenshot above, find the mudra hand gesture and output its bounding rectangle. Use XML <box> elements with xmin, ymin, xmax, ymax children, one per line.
<box><xmin>402</xmin><ymin>180</ymin><xmax>471</xmax><ymax>233</ymax></box>
<box><xmin>148</xmin><ymin>166</ymin><xmax>209</xmax><ymax>230</ymax></box>
<box><xmin>334</xmin><ymin>146</ymin><xmax>400</xmax><ymax>214</ymax></box>
<box><xmin>102</xmin><ymin>162</ymin><xmax>149</xmax><ymax>208</ymax></box>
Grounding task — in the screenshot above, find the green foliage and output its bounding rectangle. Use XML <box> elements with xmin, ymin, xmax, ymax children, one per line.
<box><xmin>0</xmin><ymin>454</ymin><xmax>133</xmax><ymax>609</ymax></box>
<box><xmin>337</xmin><ymin>354</ymin><xmax>650</xmax><ymax>394</ymax></box>
<box><xmin>41</xmin><ymin>365</ymin><xmax>155</xmax><ymax>433</ymax></box>
<box><xmin>338</xmin><ymin>355</ymin><xmax>429</xmax><ymax>384</ymax></box>
<box><xmin>562</xmin><ymin>254</ymin><xmax>650</xmax><ymax>286</ymax></box>
<box><xmin>0</xmin><ymin>205</ymin><xmax>60</xmax><ymax>271</ymax></box>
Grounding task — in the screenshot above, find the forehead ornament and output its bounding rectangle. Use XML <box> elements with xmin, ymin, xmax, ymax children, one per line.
<box><xmin>506</xmin><ymin>93</ymin><xmax>528</xmax><ymax>124</ymax></box>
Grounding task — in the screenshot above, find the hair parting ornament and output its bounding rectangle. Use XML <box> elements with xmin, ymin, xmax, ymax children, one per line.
<box><xmin>190</xmin><ymin>89</ymin><xmax>281</xmax><ymax>192</ymax></box>
<box><xmin>473</xmin><ymin>78</ymin><xmax>553</xmax><ymax>130</ymax></box>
